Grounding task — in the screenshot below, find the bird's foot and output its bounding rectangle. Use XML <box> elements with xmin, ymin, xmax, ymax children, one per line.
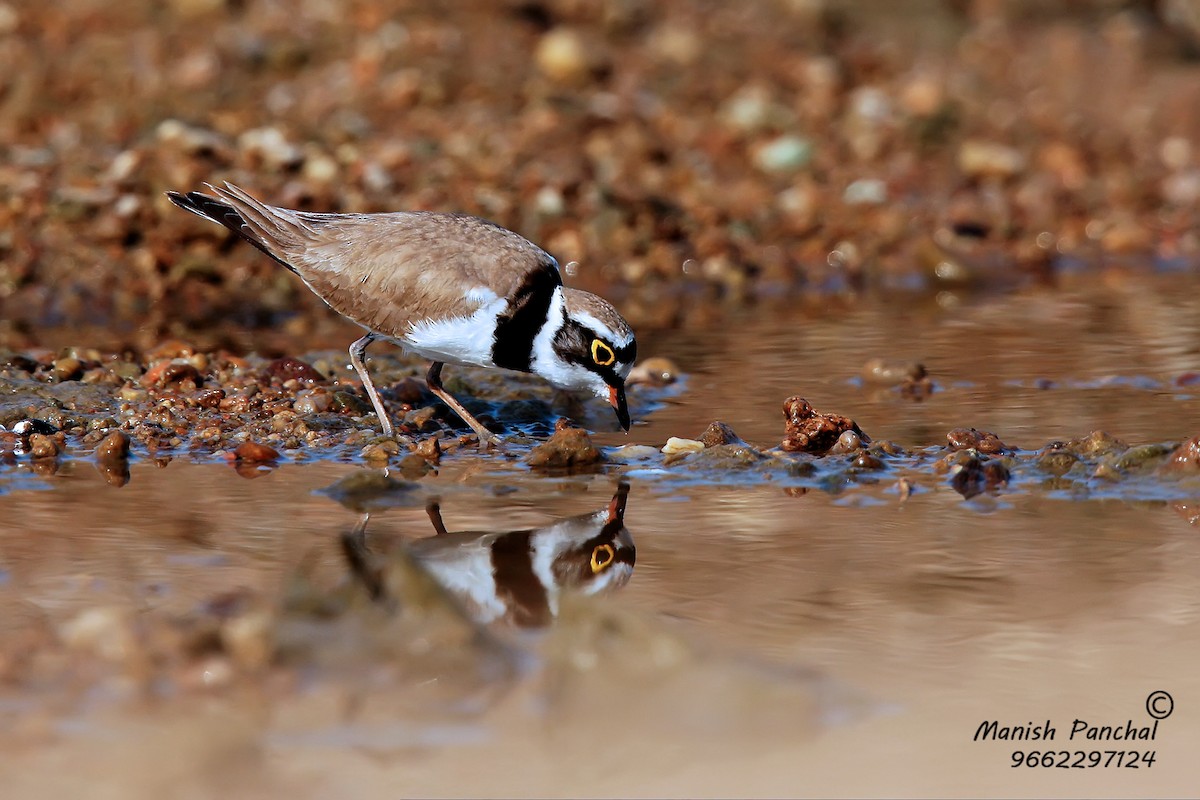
<box><xmin>469</xmin><ymin>429</ymin><xmax>503</xmax><ymax>450</ymax></box>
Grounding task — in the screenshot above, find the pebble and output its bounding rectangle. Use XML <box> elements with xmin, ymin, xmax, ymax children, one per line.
<box><xmin>946</xmin><ymin>428</ymin><xmax>1010</xmax><ymax>455</ymax></box>
<box><xmin>754</xmin><ymin>135</ymin><xmax>813</xmax><ymax>174</ymax></box>
<box><xmin>958</xmin><ymin>140</ymin><xmax>1026</xmax><ymax>179</ymax></box>
<box><xmin>51</xmin><ymin>357</ymin><xmax>83</xmax><ymax>382</ymax></box>
<box><xmin>414</xmin><ymin>436</ymin><xmax>441</xmax><ymax>464</ymax></box>
<box><xmin>842</xmin><ymin>178</ymin><xmax>887</xmax><ymax>205</ymax></box>
<box><xmin>220</xmin><ymin>610</ymin><xmax>274</xmax><ymax>670</ymax></box>
<box><xmin>95</xmin><ymin>430</ymin><xmax>130</xmax><ymax>460</ymax></box>
<box><xmin>661</xmin><ymin>437</ymin><xmax>705</xmax><ymax>456</ymax></box>
<box><xmin>779</xmin><ymin>397</ymin><xmax>870</xmax><ymax>455</ymax></box>
<box><xmin>58</xmin><ymin>606</ymin><xmax>136</xmax><ymax>662</ymax></box>
<box><xmin>626</xmin><ymin>357</ymin><xmax>680</xmax><ymax>388</ymax></box>
<box><xmin>193</xmin><ymin>388</ymin><xmax>225</xmax><ymax>408</ymax></box>
<box><xmin>293</xmin><ymin>389</ymin><xmax>332</xmax><ymax>414</ymax></box>
<box><xmin>1037</xmin><ymin>446</ymin><xmax>1078</xmax><ymax>476</ymax></box>
<box><xmin>233</xmin><ymin>441</ymin><xmax>280</xmax><ymax>463</ymax></box>
<box><xmin>361</xmin><ymin>441</ymin><xmax>399</xmax><ymax>464</ymax></box>
<box><xmin>697</xmin><ymin>421</ymin><xmax>744</xmax><ymax>448</ymax></box>
<box><xmin>535</xmin><ymin>28</ymin><xmax>591</xmax><ymax>84</ymax></box>
<box><xmin>948</xmin><ymin>455</ymin><xmax>1011</xmax><ymax>499</ymax></box>
<box><xmin>527</xmin><ymin>422</ymin><xmax>604</xmax><ymax>468</ymax></box>
<box><xmin>28</xmin><ymin>433</ymin><xmax>60</xmax><ymax>459</ymax></box>
<box><xmin>1162</xmin><ymin>436</ymin><xmax>1200</xmax><ymax>471</ymax></box>
<box><xmin>266</xmin><ymin>357</ymin><xmax>324</xmax><ymax>385</ymax></box>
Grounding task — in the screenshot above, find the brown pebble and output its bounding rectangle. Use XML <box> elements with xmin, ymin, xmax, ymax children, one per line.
<box><xmin>232</xmin><ymin>441</ymin><xmax>280</xmax><ymax>463</ymax></box>
<box><xmin>414</xmin><ymin>436</ymin><xmax>442</xmax><ymax>464</ymax></box>
<box><xmin>626</xmin><ymin>357</ymin><xmax>680</xmax><ymax>388</ymax></box>
<box><xmin>1163</xmin><ymin>436</ymin><xmax>1200</xmax><ymax>471</ymax></box>
<box><xmin>193</xmin><ymin>388</ymin><xmax>225</xmax><ymax>408</ymax></box>
<box><xmin>861</xmin><ymin>358</ymin><xmax>925</xmax><ymax>385</ymax></box>
<box><xmin>142</xmin><ymin>359</ymin><xmax>203</xmax><ymax>389</ymax></box>
<box><xmin>391</xmin><ymin>376</ymin><xmax>428</xmax><ymax>405</ymax></box>
<box><xmin>361</xmin><ymin>442</ymin><xmax>396</xmax><ymax>463</ymax></box>
<box><xmin>95</xmin><ymin>430</ymin><xmax>130</xmax><ymax>461</ymax></box>
<box><xmin>948</xmin><ymin>455</ymin><xmax>1010</xmax><ymax>499</ymax></box>
<box><xmin>697</xmin><ymin>421</ymin><xmax>744</xmax><ymax>448</ymax></box>
<box><xmin>1067</xmin><ymin>430</ymin><xmax>1127</xmax><ymax>456</ymax></box>
<box><xmin>266</xmin><ymin>357</ymin><xmax>324</xmax><ymax>385</ymax></box>
<box><xmin>51</xmin><ymin>357</ymin><xmax>84</xmax><ymax>382</ymax></box>
<box><xmin>946</xmin><ymin>427</ymin><xmax>1010</xmax><ymax>454</ymax></box>
<box><xmin>144</xmin><ymin>340</ymin><xmax>195</xmax><ymax>361</ymax></box>
<box><xmin>28</xmin><ymin>433</ymin><xmax>60</xmax><ymax>459</ymax></box>
<box><xmin>527</xmin><ymin>423</ymin><xmax>604</xmax><ymax>468</ymax></box>
<box><xmin>779</xmin><ymin>397</ymin><xmax>869</xmax><ymax>455</ymax></box>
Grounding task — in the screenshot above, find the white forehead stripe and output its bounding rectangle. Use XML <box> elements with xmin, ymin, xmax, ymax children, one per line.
<box><xmin>573</xmin><ymin>310</ymin><xmax>634</xmax><ymax>348</ymax></box>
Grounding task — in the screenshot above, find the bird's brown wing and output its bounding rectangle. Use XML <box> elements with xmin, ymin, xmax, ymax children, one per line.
<box><xmin>204</xmin><ymin>183</ymin><xmax>561</xmax><ymax>337</ymax></box>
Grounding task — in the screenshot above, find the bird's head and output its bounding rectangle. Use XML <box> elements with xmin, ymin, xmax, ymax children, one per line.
<box><xmin>534</xmin><ymin>288</ymin><xmax>636</xmax><ymax>431</ymax></box>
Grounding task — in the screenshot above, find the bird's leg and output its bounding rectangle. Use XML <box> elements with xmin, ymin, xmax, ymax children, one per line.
<box><xmin>340</xmin><ymin>512</ymin><xmax>388</xmax><ymax>603</ymax></box>
<box><xmin>425</xmin><ymin>501</ymin><xmax>449</xmax><ymax>536</ymax></box>
<box><xmin>425</xmin><ymin>361</ymin><xmax>501</xmax><ymax>448</ymax></box>
<box><xmin>349</xmin><ymin>333</ymin><xmax>394</xmax><ymax>438</ymax></box>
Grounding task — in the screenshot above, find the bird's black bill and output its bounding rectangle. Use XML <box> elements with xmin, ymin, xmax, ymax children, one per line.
<box><xmin>608</xmin><ymin>384</ymin><xmax>630</xmax><ymax>432</ymax></box>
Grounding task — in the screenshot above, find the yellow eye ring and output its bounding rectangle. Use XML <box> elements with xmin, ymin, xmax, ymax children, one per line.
<box><xmin>590</xmin><ymin>544</ymin><xmax>615</xmax><ymax>572</ymax></box>
<box><xmin>591</xmin><ymin>339</ymin><xmax>615</xmax><ymax>367</ymax></box>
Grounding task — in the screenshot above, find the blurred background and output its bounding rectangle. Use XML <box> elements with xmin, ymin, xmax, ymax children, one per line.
<box><xmin>3</xmin><ymin>0</ymin><xmax>1200</xmax><ymax>353</ymax></box>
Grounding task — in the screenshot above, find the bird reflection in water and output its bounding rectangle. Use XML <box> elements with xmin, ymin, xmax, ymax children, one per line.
<box><xmin>341</xmin><ymin>483</ymin><xmax>635</xmax><ymax>629</ymax></box>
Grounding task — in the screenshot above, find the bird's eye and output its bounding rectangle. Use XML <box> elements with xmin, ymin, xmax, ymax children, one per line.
<box><xmin>590</xmin><ymin>544</ymin><xmax>615</xmax><ymax>572</ymax></box>
<box><xmin>591</xmin><ymin>339</ymin><xmax>615</xmax><ymax>366</ymax></box>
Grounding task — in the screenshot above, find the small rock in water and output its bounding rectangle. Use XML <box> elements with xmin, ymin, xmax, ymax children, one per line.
<box><xmin>662</xmin><ymin>437</ymin><xmax>705</xmax><ymax>456</ymax></box>
<box><xmin>697</xmin><ymin>421</ymin><xmax>744</xmax><ymax>448</ymax></box>
<box><xmin>1162</xmin><ymin>436</ymin><xmax>1200</xmax><ymax>471</ymax></box>
<box><xmin>28</xmin><ymin>433</ymin><xmax>61</xmax><ymax>459</ymax></box>
<box><xmin>946</xmin><ymin>428</ymin><xmax>1010</xmax><ymax>455</ymax></box>
<box><xmin>779</xmin><ymin>397</ymin><xmax>869</xmax><ymax>455</ymax></box>
<box><xmin>12</xmin><ymin>419</ymin><xmax>58</xmax><ymax>436</ymax></box>
<box><xmin>948</xmin><ymin>454</ymin><xmax>1010</xmax><ymax>499</ymax></box>
<box><xmin>527</xmin><ymin>420</ymin><xmax>604</xmax><ymax>468</ymax></box>
<box><xmin>1036</xmin><ymin>444</ymin><xmax>1078</xmax><ymax>476</ymax></box>
<box><xmin>292</xmin><ymin>389</ymin><xmax>331</xmax><ymax>414</ymax></box>
<box><xmin>361</xmin><ymin>439</ymin><xmax>402</xmax><ymax>464</ymax></box>
<box><xmin>1067</xmin><ymin>430</ymin><xmax>1127</xmax><ymax>457</ymax></box>
<box><xmin>232</xmin><ymin>441</ymin><xmax>280</xmax><ymax>463</ymax></box>
<box><xmin>626</xmin><ymin>357</ymin><xmax>680</xmax><ymax>388</ymax></box>
<box><xmin>829</xmin><ymin>429</ymin><xmax>866</xmax><ymax>454</ymax></box>
<box><xmin>331</xmin><ymin>391</ymin><xmax>370</xmax><ymax>415</ymax></box>
<box><xmin>95</xmin><ymin>430</ymin><xmax>130</xmax><ymax>461</ymax></box>
<box><xmin>414</xmin><ymin>436</ymin><xmax>441</xmax><ymax>464</ymax></box>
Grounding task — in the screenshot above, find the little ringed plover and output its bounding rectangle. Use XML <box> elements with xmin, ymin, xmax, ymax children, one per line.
<box><xmin>167</xmin><ymin>183</ymin><xmax>636</xmax><ymax>445</ymax></box>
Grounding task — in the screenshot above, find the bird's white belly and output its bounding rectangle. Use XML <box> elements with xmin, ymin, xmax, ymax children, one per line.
<box><xmin>398</xmin><ymin>288</ymin><xmax>505</xmax><ymax>368</ymax></box>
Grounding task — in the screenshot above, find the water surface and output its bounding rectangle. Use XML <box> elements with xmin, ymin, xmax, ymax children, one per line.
<box><xmin>4</xmin><ymin>280</ymin><xmax>1200</xmax><ymax>797</ymax></box>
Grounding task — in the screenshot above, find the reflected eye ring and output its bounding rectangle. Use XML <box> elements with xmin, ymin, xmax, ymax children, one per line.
<box><xmin>591</xmin><ymin>339</ymin><xmax>615</xmax><ymax>367</ymax></box>
<box><xmin>590</xmin><ymin>543</ymin><xmax>615</xmax><ymax>572</ymax></box>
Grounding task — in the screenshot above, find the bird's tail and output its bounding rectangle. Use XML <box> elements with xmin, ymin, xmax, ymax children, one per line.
<box><xmin>166</xmin><ymin>182</ymin><xmax>307</xmax><ymax>273</ymax></box>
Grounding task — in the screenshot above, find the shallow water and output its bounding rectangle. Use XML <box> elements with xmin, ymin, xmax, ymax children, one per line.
<box><xmin>4</xmin><ymin>278</ymin><xmax>1200</xmax><ymax>797</ymax></box>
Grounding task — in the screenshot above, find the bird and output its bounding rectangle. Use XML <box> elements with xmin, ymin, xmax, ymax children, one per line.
<box><xmin>341</xmin><ymin>484</ymin><xmax>635</xmax><ymax>628</ymax></box>
<box><xmin>166</xmin><ymin>182</ymin><xmax>636</xmax><ymax>446</ymax></box>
